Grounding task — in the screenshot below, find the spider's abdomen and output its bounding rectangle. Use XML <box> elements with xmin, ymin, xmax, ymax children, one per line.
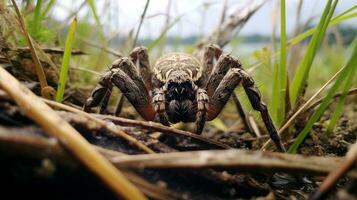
<box><xmin>153</xmin><ymin>53</ymin><xmax>201</xmax><ymax>83</ymax></box>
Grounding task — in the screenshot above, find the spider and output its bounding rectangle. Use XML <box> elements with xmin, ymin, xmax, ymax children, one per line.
<box><xmin>83</xmin><ymin>44</ymin><xmax>285</xmax><ymax>152</ymax></box>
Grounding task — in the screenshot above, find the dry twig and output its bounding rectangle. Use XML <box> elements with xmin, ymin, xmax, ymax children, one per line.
<box><xmin>107</xmin><ymin>150</ymin><xmax>357</xmax><ymax>178</ymax></box>
<box><xmin>95</xmin><ymin>114</ymin><xmax>232</xmax><ymax>149</ymax></box>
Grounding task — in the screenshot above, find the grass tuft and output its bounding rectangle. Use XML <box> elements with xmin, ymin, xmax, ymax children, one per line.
<box><xmin>288</xmin><ymin>36</ymin><xmax>357</xmax><ymax>153</ymax></box>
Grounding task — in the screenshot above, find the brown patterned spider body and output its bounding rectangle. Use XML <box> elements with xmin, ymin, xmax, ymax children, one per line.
<box><xmin>83</xmin><ymin>44</ymin><xmax>285</xmax><ymax>152</ymax></box>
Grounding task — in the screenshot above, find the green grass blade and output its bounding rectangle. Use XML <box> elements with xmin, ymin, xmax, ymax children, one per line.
<box><xmin>288</xmin><ymin>37</ymin><xmax>357</xmax><ymax>154</ymax></box>
<box><xmin>271</xmin><ymin>0</ymin><xmax>287</xmax><ymax>126</ymax></box>
<box><xmin>326</xmin><ymin>38</ymin><xmax>357</xmax><ymax>134</ymax></box>
<box><xmin>32</xmin><ymin>0</ymin><xmax>43</xmax><ymax>34</ymax></box>
<box><xmin>278</xmin><ymin>0</ymin><xmax>287</xmax><ymax>125</ymax></box>
<box><xmin>290</xmin><ymin>0</ymin><xmax>337</xmax><ymax>105</ymax></box>
<box><xmin>55</xmin><ymin>18</ymin><xmax>77</xmax><ymax>103</ymax></box>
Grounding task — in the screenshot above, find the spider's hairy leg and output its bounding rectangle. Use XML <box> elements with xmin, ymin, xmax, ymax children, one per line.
<box><xmin>110</xmin><ymin>58</ymin><xmax>156</xmax><ymax>121</ymax></box>
<box><xmin>112</xmin><ymin>58</ymin><xmax>149</xmax><ymax>97</ymax></box>
<box><xmin>205</xmin><ymin>54</ymin><xmax>252</xmax><ymax>134</ymax></box>
<box><xmin>195</xmin><ymin>88</ymin><xmax>209</xmax><ymax>134</ymax></box>
<box><xmin>130</xmin><ymin>46</ymin><xmax>154</xmax><ymax>91</ymax></box>
<box><xmin>83</xmin><ymin>71</ymin><xmax>113</xmax><ymax>113</ymax></box>
<box><xmin>205</xmin><ymin>53</ymin><xmax>240</xmax><ymax>97</ymax></box>
<box><xmin>197</xmin><ymin>44</ymin><xmax>222</xmax><ymax>87</ymax></box>
<box><xmin>207</xmin><ymin>67</ymin><xmax>286</xmax><ymax>152</ymax></box>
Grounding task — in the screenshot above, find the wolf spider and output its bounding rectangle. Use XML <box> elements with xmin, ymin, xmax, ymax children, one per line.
<box><xmin>83</xmin><ymin>44</ymin><xmax>285</xmax><ymax>152</ymax></box>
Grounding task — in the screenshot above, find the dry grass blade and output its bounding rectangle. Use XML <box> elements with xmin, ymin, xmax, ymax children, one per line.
<box><xmin>0</xmin><ymin>67</ymin><xmax>147</xmax><ymax>200</ymax></box>
<box><xmin>261</xmin><ymin>65</ymin><xmax>346</xmax><ymax>151</ymax></box>
<box><xmin>10</xmin><ymin>0</ymin><xmax>54</xmax><ymax>99</ymax></box>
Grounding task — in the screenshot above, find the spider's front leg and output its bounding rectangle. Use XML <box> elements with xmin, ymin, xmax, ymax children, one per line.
<box><xmin>110</xmin><ymin>58</ymin><xmax>156</xmax><ymax>121</ymax></box>
<box><xmin>206</xmin><ymin>56</ymin><xmax>286</xmax><ymax>152</ymax></box>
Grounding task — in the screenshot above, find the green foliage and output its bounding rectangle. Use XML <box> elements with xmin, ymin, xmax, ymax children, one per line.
<box><xmin>290</xmin><ymin>0</ymin><xmax>338</xmax><ymax>105</ymax></box>
<box><xmin>288</xmin><ymin>36</ymin><xmax>357</xmax><ymax>153</ymax></box>
<box><xmin>271</xmin><ymin>0</ymin><xmax>287</xmax><ymax>126</ymax></box>
<box><xmin>56</xmin><ymin>18</ymin><xmax>77</xmax><ymax>103</ymax></box>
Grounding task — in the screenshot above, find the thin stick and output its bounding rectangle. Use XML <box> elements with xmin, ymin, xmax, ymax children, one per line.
<box><xmin>261</xmin><ymin>65</ymin><xmax>346</xmax><ymax>150</ymax></box>
<box><xmin>95</xmin><ymin>114</ymin><xmax>231</xmax><ymax>149</ymax></box>
<box><xmin>42</xmin><ymin>99</ymin><xmax>155</xmax><ymax>154</ymax></box>
<box><xmin>0</xmin><ymin>67</ymin><xmax>147</xmax><ymax>200</ymax></box>
<box><xmin>133</xmin><ymin>0</ymin><xmax>150</xmax><ymax>48</ymax></box>
<box><xmin>107</xmin><ymin>149</ymin><xmax>357</xmax><ymax>178</ymax></box>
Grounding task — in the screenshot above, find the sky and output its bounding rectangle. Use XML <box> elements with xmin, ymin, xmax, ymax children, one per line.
<box><xmin>53</xmin><ymin>0</ymin><xmax>357</xmax><ymax>38</ymax></box>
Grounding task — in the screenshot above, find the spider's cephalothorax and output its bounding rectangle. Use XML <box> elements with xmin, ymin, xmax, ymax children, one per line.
<box><xmin>83</xmin><ymin>45</ymin><xmax>286</xmax><ymax>152</ymax></box>
<box><xmin>154</xmin><ymin>53</ymin><xmax>202</xmax><ymax>123</ymax></box>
